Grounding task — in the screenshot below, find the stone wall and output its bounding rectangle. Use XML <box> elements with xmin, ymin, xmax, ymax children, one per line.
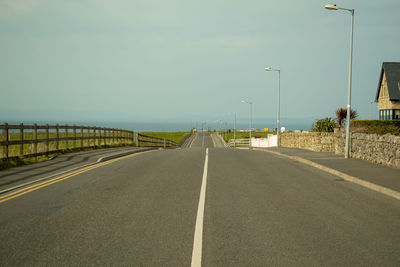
<box><xmin>280</xmin><ymin>130</ymin><xmax>400</xmax><ymax>168</ymax></box>
<box><xmin>280</xmin><ymin>132</ymin><xmax>336</xmax><ymax>152</ymax></box>
<box><xmin>335</xmin><ymin>130</ymin><xmax>400</xmax><ymax>168</ymax></box>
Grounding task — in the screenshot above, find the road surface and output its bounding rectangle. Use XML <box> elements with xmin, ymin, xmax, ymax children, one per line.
<box><xmin>1</xmin><ymin>132</ymin><xmax>400</xmax><ymax>266</ymax></box>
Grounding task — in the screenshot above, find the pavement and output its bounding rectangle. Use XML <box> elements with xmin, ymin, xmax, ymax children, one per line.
<box><xmin>256</xmin><ymin>147</ymin><xmax>400</xmax><ymax>196</ymax></box>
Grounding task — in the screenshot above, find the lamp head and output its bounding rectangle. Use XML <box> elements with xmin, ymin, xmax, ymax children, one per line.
<box><xmin>325</xmin><ymin>4</ymin><xmax>339</xmax><ymax>10</ymax></box>
<box><xmin>265</xmin><ymin>67</ymin><xmax>272</xmax><ymax>71</ymax></box>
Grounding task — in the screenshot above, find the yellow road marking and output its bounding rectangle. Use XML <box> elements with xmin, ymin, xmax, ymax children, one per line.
<box><xmin>0</xmin><ymin>150</ymin><xmax>153</xmax><ymax>204</ymax></box>
<box><xmin>189</xmin><ymin>133</ymin><xmax>198</xmax><ymax>148</ymax></box>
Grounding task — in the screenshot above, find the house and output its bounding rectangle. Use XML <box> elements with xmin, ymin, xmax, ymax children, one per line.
<box><xmin>375</xmin><ymin>62</ymin><xmax>400</xmax><ymax>120</ymax></box>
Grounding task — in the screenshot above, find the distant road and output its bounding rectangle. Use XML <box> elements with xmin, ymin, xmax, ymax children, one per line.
<box><xmin>1</xmin><ymin>132</ymin><xmax>400</xmax><ymax>266</ymax></box>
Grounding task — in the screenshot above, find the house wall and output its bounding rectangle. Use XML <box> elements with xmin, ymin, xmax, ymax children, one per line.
<box><xmin>378</xmin><ymin>73</ymin><xmax>400</xmax><ymax>110</ymax></box>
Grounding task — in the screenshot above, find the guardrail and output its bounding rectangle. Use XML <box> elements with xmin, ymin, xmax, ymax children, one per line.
<box><xmin>0</xmin><ymin>123</ymin><xmax>135</xmax><ymax>160</ymax></box>
<box><xmin>227</xmin><ymin>138</ymin><xmax>249</xmax><ymax>147</ymax></box>
<box><xmin>137</xmin><ymin>133</ymin><xmax>179</xmax><ymax>148</ymax></box>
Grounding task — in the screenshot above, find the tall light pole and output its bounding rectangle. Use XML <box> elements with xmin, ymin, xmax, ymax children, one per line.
<box><xmin>265</xmin><ymin>67</ymin><xmax>280</xmax><ymax>147</ymax></box>
<box><xmin>229</xmin><ymin>112</ymin><xmax>237</xmax><ymax>147</ymax></box>
<box><xmin>241</xmin><ymin>100</ymin><xmax>252</xmax><ymax>147</ymax></box>
<box><xmin>369</xmin><ymin>101</ymin><xmax>374</xmax><ymax>120</ymax></box>
<box><xmin>325</xmin><ymin>4</ymin><xmax>354</xmax><ymax>159</ymax></box>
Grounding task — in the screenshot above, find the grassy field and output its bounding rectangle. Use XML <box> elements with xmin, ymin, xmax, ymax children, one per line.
<box><xmin>140</xmin><ymin>132</ymin><xmax>190</xmax><ymax>144</ymax></box>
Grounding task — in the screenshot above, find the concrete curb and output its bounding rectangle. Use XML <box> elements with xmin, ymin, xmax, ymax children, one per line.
<box><xmin>255</xmin><ymin>148</ymin><xmax>400</xmax><ymax>202</ymax></box>
<box><xmin>97</xmin><ymin>148</ymin><xmax>156</xmax><ymax>163</ymax></box>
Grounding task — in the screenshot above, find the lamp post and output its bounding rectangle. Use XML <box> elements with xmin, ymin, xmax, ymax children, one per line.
<box><xmin>229</xmin><ymin>112</ymin><xmax>237</xmax><ymax>147</ymax></box>
<box><xmin>325</xmin><ymin>4</ymin><xmax>354</xmax><ymax>159</ymax></box>
<box><xmin>241</xmin><ymin>100</ymin><xmax>252</xmax><ymax>147</ymax></box>
<box><xmin>265</xmin><ymin>67</ymin><xmax>280</xmax><ymax>147</ymax></box>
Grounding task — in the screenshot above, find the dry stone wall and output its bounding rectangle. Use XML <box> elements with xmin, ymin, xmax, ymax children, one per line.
<box><xmin>335</xmin><ymin>130</ymin><xmax>400</xmax><ymax>169</ymax></box>
<box><xmin>280</xmin><ymin>130</ymin><xmax>400</xmax><ymax>168</ymax></box>
<box><xmin>280</xmin><ymin>132</ymin><xmax>336</xmax><ymax>152</ymax></box>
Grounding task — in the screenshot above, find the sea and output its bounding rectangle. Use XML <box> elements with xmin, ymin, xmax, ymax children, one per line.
<box><xmin>1</xmin><ymin>120</ymin><xmax>314</xmax><ymax>132</ymax></box>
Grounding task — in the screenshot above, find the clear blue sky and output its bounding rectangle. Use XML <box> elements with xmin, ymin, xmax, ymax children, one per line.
<box><xmin>1</xmin><ymin>0</ymin><xmax>399</xmax><ymax>124</ymax></box>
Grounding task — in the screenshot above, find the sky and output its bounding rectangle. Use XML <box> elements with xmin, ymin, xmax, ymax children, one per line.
<box><xmin>1</xmin><ymin>0</ymin><xmax>399</xmax><ymax>126</ymax></box>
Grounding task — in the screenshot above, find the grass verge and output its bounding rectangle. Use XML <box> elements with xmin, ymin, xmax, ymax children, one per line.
<box><xmin>140</xmin><ymin>132</ymin><xmax>190</xmax><ymax>144</ymax></box>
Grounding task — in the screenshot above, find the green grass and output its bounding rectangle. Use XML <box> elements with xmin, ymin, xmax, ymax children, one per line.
<box><xmin>140</xmin><ymin>132</ymin><xmax>190</xmax><ymax>144</ymax></box>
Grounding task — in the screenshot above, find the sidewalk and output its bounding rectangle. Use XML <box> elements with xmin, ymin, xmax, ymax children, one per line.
<box><xmin>260</xmin><ymin>147</ymin><xmax>400</xmax><ymax>195</ymax></box>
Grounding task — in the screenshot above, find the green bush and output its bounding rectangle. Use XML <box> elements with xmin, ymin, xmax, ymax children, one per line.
<box><xmin>351</xmin><ymin>120</ymin><xmax>400</xmax><ymax>136</ymax></box>
<box><xmin>312</xmin><ymin>117</ymin><xmax>337</xmax><ymax>132</ymax></box>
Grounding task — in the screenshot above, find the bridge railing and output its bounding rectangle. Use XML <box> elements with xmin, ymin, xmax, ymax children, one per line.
<box><xmin>137</xmin><ymin>133</ymin><xmax>179</xmax><ymax>148</ymax></box>
<box><xmin>0</xmin><ymin>123</ymin><xmax>135</xmax><ymax>160</ymax></box>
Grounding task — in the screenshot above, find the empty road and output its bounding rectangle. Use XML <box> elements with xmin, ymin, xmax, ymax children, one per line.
<box><xmin>1</xmin><ymin>132</ymin><xmax>400</xmax><ymax>266</ymax></box>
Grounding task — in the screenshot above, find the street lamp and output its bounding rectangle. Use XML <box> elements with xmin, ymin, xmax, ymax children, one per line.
<box><xmin>228</xmin><ymin>112</ymin><xmax>237</xmax><ymax>147</ymax></box>
<box><xmin>241</xmin><ymin>100</ymin><xmax>252</xmax><ymax>147</ymax></box>
<box><xmin>265</xmin><ymin>67</ymin><xmax>281</xmax><ymax>147</ymax></box>
<box><xmin>325</xmin><ymin>4</ymin><xmax>354</xmax><ymax>159</ymax></box>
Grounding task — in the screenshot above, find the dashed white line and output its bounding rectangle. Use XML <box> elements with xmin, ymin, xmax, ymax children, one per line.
<box><xmin>191</xmin><ymin>148</ymin><xmax>209</xmax><ymax>267</ymax></box>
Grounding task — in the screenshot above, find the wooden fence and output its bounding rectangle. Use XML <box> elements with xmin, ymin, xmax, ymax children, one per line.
<box><xmin>0</xmin><ymin>123</ymin><xmax>134</xmax><ymax>160</ymax></box>
<box><xmin>137</xmin><ymin>133</ymin><xmax>179</xmax><ymax>148</ymax></box>
<box><xmin>0</xmin><ymin>123</ymin><xmax>181</xmax><ymax>160</ymax></box>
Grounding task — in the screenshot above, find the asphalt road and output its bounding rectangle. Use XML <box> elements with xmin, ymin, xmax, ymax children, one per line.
<box><xmin>1</xmin><ymin>133</ymin><xmax>400</xmax><ymax>266</ymax></box>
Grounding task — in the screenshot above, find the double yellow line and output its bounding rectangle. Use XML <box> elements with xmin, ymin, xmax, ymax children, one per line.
<box><xmin>0</xmin><ymin>151</ymin><xmax>152</xmax><ymax>204</ymax></box>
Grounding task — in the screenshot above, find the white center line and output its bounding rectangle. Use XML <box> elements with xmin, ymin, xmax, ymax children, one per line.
<box><xmin>191</xmin><ymin>148</ymin><xmax>209</xmax><ymax>267</ymax></box>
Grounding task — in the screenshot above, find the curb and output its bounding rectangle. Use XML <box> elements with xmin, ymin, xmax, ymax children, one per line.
<box><xmin>97</xmin><ymin>148</ymin><xmax>156</xmax><ymax>163</ymax></box>
<box><xmin>256</xmin><ymin>148</ymin><xmax>400</xmax><ymax>202</ymax></box>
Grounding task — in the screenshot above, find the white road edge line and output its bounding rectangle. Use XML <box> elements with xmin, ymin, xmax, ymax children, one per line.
<box><xmin>191</xmin><ymin>148</ymin><xmax>209</xmax><ymax>267</ymax></box>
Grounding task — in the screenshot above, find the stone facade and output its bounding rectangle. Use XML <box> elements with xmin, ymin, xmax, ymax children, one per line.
<box><xmin>280</xmin><ymin>132</ymin><xmax>336</xmax><ymax>152</ymax></box>
<box><xmin>377</xmin><ymin>72</ymin><xmax>400</xmax><ymax>110</ymax></box>
<box><xmin>280</xmin><ymin>130</ymin><xmax>400</xmax><ymax>169</ymax></box>
<box><xmin>335</xmin><ymin>130</ymin><xmax>400</xmax><ymax>169</ymax></box>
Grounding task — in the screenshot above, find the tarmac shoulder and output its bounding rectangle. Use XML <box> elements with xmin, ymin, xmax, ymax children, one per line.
<box><xmin>255</xmin><ymin>147</ymin><xmax>400</xmax><ymax>200</ymax></box>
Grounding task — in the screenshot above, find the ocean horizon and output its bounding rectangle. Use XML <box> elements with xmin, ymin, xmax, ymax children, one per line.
<box><xmin>1</xmin><ymin>120</ymin><xmax>314</xmax><ymax>132</ymax></box>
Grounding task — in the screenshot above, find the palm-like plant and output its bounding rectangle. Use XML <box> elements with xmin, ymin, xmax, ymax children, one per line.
<box><xmin>335</xmin><ymin>108</ymin><xmax>359</xmax><ymax>128</ymax></box>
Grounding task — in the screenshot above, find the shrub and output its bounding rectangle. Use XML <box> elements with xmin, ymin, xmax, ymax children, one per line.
<box><xmin>351</xmin><ymin>120</ymin><xmax>400</xmax><ymax>136</ymax></box>
<box><xmin>335</xmin><ymin>107</ymin><xmax>359</xmax><ymax>128</ymax></box>
<box><xmin>312</xmin><ymin>117</ymin><xmax>337</xmax><ymax>132</ymax></box>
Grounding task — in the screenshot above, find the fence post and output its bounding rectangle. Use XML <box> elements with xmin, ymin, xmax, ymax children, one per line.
<box><xmin>56</xmin><ymin>124</ymin><xmax>60</xmax><ymax>151</ymax></box>
<box><xmin>164</xmin><ymin>138</ymin><xmax>166</xmax><ymax>149</ymax></box>
<box><xmin>2</xmin><ymin>123</ymin><xmax>8</xmax><ymax>159</ymax></box>
<box><xmin>104</xmin><ymin>128</ymin><xmax>107</xmax><ymax>146</ymax></box>
<box><xmin>97</xmin><ymin>127</ymin><xmax>101</xmax><ymax>147</ymax></box>
<box><xmin>46</xmin><ymin>124</ymin><xmax>49</xmax><ymax>154</ymax></box>
<box><xmin>73</xmin><ymin>125</ymin><xmax>76</xmax><ymax>149</ymax></box>
<box><xmin>80</xmin><ymin>126</ymin><xmax>84</xmax><ymax>148</ymax></box>
<box><xmin>33</xmin><ymin>123</ymin><xmax>38</xmax><ymax>158</ymax></box>
<box><xmin>135</xmin><ymin>132</ymin><xmax>139</xmax><ymax>147</ymax></box>
<box><xmin>19</xmin><ymin>123</ymin><xmax>24</xmax><ymax>158</ymax></box>
<box><xmin>65</xmin><ymin>125</ymin><xmax>68</xmax><ymax>150</ymax></box>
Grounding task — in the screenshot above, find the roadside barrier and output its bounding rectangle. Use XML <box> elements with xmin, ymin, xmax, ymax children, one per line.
<box><xmin>137</xmin><ymin>133</ymin><xmax>179</xmax><ymax>148</ymax></box>
<box><xmin>0</xmin><ymin>123</ymin><xmax>135</xmax><ymax>160</ymax></box>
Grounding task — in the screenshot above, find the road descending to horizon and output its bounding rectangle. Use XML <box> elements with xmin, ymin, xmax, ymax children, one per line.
<box><xmin>1</xmin><ymin>132</ymin><xmax>400</xmax><ymax>266</ymax></box>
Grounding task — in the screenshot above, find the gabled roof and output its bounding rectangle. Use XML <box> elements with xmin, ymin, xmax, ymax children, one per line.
<box><xmin>375</xmin><ymin>62</ymin><xmax>400</xmax><ymax>102</ymax></box>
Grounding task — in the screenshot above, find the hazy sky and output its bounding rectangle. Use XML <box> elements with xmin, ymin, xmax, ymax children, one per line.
<box><xmin>1</xmin><ymin>0</ymin><xmax>399</xmax><ymax>124</ymax></box>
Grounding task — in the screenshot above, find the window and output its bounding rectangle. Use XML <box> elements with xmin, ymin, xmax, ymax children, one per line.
<box><xmin>395</xmin><ymin>110</ymin><xmax>400</xmax><ymax>120</ymax></box>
